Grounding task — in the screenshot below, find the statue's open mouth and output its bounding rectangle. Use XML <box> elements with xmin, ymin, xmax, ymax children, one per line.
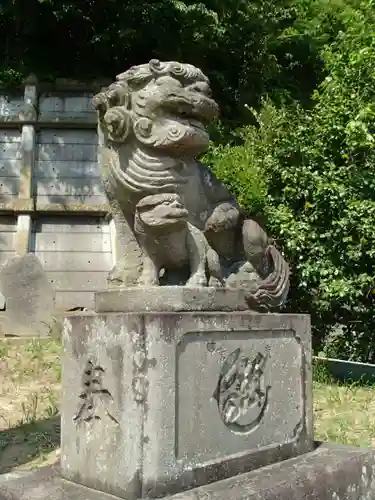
<box><xmin>180</xmin><ymin>113</ymin><xmax>206</xmax><ymax>131</ymax></box>
<box><xmin>162</xmin><ymin>91</ymin><xmax>219</xmax><ymax>126</ymax></box>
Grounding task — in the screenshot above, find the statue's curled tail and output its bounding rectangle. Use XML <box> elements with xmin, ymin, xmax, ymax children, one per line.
<box><xmin>246</xmin><ymin>245</ymin><xmax>290</xmax><ymax>312</ymax></box>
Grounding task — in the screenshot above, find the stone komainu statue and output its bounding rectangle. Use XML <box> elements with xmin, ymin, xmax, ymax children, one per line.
<box><xmin>93</xmin><ymin>59</ymin><xmax>289</xmax><ymax>311</ymax></box>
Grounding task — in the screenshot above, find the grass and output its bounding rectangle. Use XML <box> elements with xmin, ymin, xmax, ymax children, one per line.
<box><xmin>314</xmin><ymin>381</ymin><xmax>375</xmax><ymax>447</ymax></box>
<box><xmin>313</xmin><ymin>363</ymin><xmax>375</xmax><ymax>448</ymax></box>
<box><xmin>0</xmin><ymin>339</ymin><xmax>61</xmax><ymax>473</ymax></box>
<box><xmin>0</xmin><ymin>339</ymin><xmax>374</xmax><ymax>473</ymax></box>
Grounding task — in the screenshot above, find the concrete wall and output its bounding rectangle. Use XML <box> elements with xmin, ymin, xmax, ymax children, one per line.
<box><xmin>0</xmin><ymin>216</ymin><xmax>16</xmax><ymax>266</ymax></box>
<box><xmin>0</xmin><ymin>79</ymin><xmax>114</xmax><ymax>310</ymax></box>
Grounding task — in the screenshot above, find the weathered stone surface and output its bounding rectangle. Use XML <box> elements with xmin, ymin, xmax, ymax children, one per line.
<box><xmin>0</xmin><ymin>253</ymin><xmax>56</xmax><ymax>336</ymax></box>
<box><xmin>61</xmin><ymin>312</ymin><xmax>313</xmax><ymax>499</ymax></box>
<box><xmin>1</xmin><ymin>443</ymin><xmax>375</xmax><ymax>500</ymax></box>
<box><xmin>95</xmin><ymin>287</ymin><xmax>249</xmax><ymax>313</ymax></box>
<box><xmin>93</xmin><ymin>60</ymin><xmax>289</xmax><ymax>311</ymax></box>
<box><xmin>0</xmin><ymin>292</ymin><xmax>5</xmax><ymax>310</ymax></box>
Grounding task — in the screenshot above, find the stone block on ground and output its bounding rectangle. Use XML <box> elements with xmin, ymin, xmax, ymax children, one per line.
<box><xmin>61</xmin><ymin>311</ymin><xmax>313</xmax><ymax>499</ymax></box>
<box><xmin>0</xmin><ymin>253</ymin><xmax>57</xmax><ymax>337</ymax></box>
<box><xmin>167</xmin><ymin>442</ymin><xmax>375</xmax><ymax>500</ymax></box>
<box><xmin>1</xmin><ymin>443</ymin><xmax>375</xmax><ymax>500</ymax></box>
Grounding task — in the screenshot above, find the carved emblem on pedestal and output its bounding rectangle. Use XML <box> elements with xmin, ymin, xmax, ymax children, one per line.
<box><xmin>73</xmin><ymin>360</ymin><xmax>119</xmax><ymax>424</ymax></box>
<box><xmin>213</xmin><ymin>348</ymin><xmax>271</xmax><ymax>434</ymax></box>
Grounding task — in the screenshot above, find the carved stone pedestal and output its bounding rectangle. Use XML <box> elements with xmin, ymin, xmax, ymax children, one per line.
<box><xmin>2</xmin><ymin>299</ymin><xmax>375</xmax><ymax>500</ymax></box>
<box><xmin>60</xmin><ymin>306</ymin><xmax>313</xmax><ymax>499</ymax></box>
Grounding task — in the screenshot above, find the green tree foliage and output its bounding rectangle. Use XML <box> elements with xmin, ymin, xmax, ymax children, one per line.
<box><xmin>209</xmin><ymin>1</ymin><xmax>375</xmax><ymax>361</ymax></box>
<box><xmin>204</xmin><ymin>125</ymin><xmax>269</xmax><ymax>222</ymax></box>
<box><xmin>0</xmin><ymin>0</ymin><xmax>319</xmax><ymax>119</ymax></box>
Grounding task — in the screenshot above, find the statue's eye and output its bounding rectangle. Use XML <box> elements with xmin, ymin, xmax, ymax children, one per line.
<box><xmin>155</xmin><ymin>76</ymin><xmax>182</xmax><ymax>87</ymax></box>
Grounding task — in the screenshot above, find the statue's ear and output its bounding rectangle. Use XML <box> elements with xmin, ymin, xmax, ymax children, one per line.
<box><xmin>93</xmin><ymin>82</ymin><xmax>132</xmax><ymax>143</ymax></box>
<box><xmin>93</xmin><ymin>82</ymin><xmax>130</xmax><ymax>111</ymax></box>
<box><xmin>92</xmin><ymin>91</ymin><xmax>108</xmax><ymax>117</ymax></box>
<box><xmin>103</xmin><ymin>106</ymin><xmax>132</xmax><ymax>143</ymax></box>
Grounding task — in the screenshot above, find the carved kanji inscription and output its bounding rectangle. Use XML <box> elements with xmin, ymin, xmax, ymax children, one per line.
<box><xmin>73</xmin><ymin>360</ymin><xmax>119</xmax><ymax>424</ymax></box>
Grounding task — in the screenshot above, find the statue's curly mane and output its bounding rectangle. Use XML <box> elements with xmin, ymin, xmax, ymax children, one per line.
<box><xmin>92</xmin><ymin>59</ymin><xmax>210</xmax><ymax>124</ymax></box>
<box><xmin>92</xmin><ymin>59</ymin><xmax>216</xmax><ymax>195</ymax></box>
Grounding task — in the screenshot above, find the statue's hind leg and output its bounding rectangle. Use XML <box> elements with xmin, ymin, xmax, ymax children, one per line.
<box><xmin>185</xmin><ymin>224</ymin><xmax>208</xmax><ymax>287</ymax></box>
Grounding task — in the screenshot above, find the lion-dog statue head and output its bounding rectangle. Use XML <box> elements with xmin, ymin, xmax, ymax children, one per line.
<box><xmin>93</xmin><ymin>59</ymin><xmax>219</xmax><ymax>157</ymax></box>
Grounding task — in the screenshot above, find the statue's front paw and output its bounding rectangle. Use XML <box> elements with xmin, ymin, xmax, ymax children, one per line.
<box><xmin>186</xmin><ymin>273</ymin><xmax>207</xmax><ymax>288</ymax></box>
